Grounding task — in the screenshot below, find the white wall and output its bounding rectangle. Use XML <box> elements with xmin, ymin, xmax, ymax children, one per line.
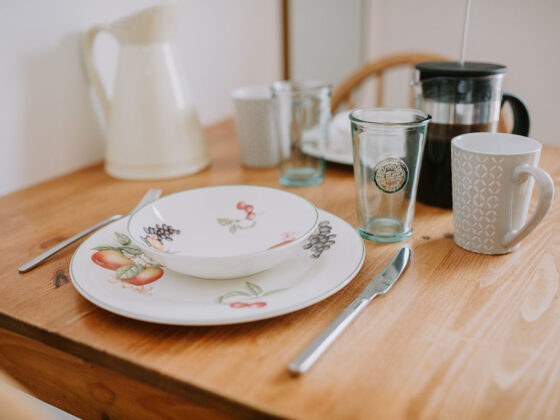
<box><xmin>4</xmin><ymin>0</ymin><xmax>556</xmax><ymax>198</ymax></box>
<box><xmin>365</xmin><ymin>0</ymin><xmax>560</xmax><ymax>145</ymax></box>
<box><xmin>0</xmin><ymin>0</ymin><xmax>281</xmax><ymax>197</ymax></box>
<box><xmin>290</xmin><ymin>0</ymin><xmax>364</xmax><ymax>86</ymax></box>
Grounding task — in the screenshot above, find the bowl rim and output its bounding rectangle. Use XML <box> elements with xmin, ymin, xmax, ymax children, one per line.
<box><xmin>126</xmin><ymin>184</ymin><xmax>319</xmax><ymax>259</ymax></box>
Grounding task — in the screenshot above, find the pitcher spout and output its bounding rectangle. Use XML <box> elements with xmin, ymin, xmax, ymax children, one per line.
<box><xmin>108</xmin><ymin>1</ymin><xmax>179</xmax><ymax>44</ymax></box>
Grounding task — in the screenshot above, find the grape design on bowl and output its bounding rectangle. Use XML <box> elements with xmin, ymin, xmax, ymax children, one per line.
<box><xmin>303</xmin><ymin>221</ymin><xmax>336</xmax><ymax>258</ymax></box>
<box><xmin>141</xmin><ymin>224</ymin><xmax>181</xmax><ymax>252</ymax></box>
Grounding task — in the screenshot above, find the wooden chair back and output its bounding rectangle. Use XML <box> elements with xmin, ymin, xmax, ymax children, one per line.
<box><xmin>331</xmin><ymin>52</ymin><xmax>449</xmax><ymax>112</ymax></box>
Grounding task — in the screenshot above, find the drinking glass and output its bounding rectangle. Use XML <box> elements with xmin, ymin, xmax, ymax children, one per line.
<box><xmin>271</xmin><ymin>81</ymin><xmax>331</xmax><ymax>187</ymax></box>
<box><xmin>350</xmin><ymin>108</ymin><xmax>431</xmax><ymax>242</ymax></box>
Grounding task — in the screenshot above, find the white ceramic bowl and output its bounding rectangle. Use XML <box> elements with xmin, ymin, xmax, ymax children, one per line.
<box><xmin>127</xmin><ymin>185</ymin><xmax>319</xmax><ymax>279</ymax></box>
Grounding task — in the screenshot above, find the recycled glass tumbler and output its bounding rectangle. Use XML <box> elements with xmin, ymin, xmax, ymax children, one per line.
<box><xmin>350</xmin><ymin>108</ymin><xmax>431</xmax><ymax>242</ymax></box>
<box><xmin>271</xmin><ymin>81</ymin><xmax>331</xmax><ymax>187</ymax></box>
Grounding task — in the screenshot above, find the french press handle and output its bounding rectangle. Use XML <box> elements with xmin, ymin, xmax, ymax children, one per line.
<box><xmin>502</xmin><ymin>93</ymin><xmax>530</xmax><ymax>136</ymax></box>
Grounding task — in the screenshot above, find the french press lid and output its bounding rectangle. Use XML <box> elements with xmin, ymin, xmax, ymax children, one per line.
<box><xmin>415</xmin><ymin>61</ymin><xmax>507</xmax><ymax>80</ymax></box>
<box><xmin>414</xmin><ymin>61</ymin><xmax>507</xmax><ymax>105</ymax></box>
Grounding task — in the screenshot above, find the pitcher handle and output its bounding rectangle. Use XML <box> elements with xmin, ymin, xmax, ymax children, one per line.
<box><xmin>502</xmin><ymin>164</ymin><xmax>554</xmax><ymax>249</ymax></box>
<box><xmin>502</xmin><ymin>93</ymin><xmax>530</xmax><ymax>136</ymax></box>
<box><xmin>82</xmin><ymin>25</ymin><xmax>110</xmax><ymax>121</ymax></box>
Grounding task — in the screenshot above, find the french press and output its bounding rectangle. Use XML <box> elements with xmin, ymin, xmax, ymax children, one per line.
<box><xmin>413</xmin><ymin>61</ymin><xmax>530</xmax><ymax>208</ymax></box>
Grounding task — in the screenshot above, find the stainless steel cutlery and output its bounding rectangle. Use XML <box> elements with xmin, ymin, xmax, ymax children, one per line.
<box><xmin>18</xmin><ymin>188</ymin><xmax>162</xmax><ymax>273</ymax></box>
<box><xmin>289</xmin><ymin>247</ymin><xmax>411</xmax><ymax>375</ymax></box>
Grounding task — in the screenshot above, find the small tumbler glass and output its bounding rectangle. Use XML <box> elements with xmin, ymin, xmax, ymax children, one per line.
<box><xmin>350</xmin><ymin>108</ymin><xmax>431</xmax><ymax>242</ymax></box>
<box><xmin>271</xmin><ymin>81</ymin><xmax>331</xmax><ymax>187</ymax></box>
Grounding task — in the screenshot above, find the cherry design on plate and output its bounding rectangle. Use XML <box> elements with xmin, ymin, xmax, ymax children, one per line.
<box><xmin>229</xmin><ymin>301</ymin><xmax>267</xmax><ymax>309</ymax></box>
<box><xmin>217</xmin><ymin>281</ymin><xmax>287</xmax><ymax>308</ymax></box>
<box><xmin>217</xmin><ymin>201</ymin><xmax>258</xmax><ymax>233</ymax></box>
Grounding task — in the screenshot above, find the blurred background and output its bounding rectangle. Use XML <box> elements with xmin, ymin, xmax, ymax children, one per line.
<box><xmin>0</xmin><ymin>0</ymin><xmax>558</xmax><ymax>198</ymax></box>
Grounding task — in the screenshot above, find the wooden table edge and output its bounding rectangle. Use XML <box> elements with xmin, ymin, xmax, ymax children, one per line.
<box><xmin>0</xmin><ymin>313</ymin><xmax>284</xmax><ymax>419</ymax></box>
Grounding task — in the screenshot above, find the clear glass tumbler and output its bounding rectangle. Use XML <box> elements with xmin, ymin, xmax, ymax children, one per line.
<box><xmin>271</xmin><ymin>81</ymin><xmax>331</xmax><ymax>187</ymax></box>
<box><xmin>350</xmin><ymin>108</ymin><xmax>431</xmax><ymax>242</ymax></box>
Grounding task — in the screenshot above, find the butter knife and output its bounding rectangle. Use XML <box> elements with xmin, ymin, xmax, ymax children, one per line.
<box><xmin>289</xmin><ymin>247</ymin><xmax>411</xmax><ymax>375</ymax></box>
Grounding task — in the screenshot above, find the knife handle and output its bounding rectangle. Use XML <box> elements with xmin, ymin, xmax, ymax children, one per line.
<box><xmin>18</xmin><ymin>215</ymin><xmax>123</xmax><ymax>273</ymax></box>
<box><xmin>289</xmin><ymin>298</ymin><xmax>370</xmax><ymax>375</ymax></box>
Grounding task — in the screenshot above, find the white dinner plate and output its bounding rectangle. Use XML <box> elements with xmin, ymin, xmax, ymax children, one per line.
<box><xmin>304</xmin><ymin>144</ymin><xmax>354</xmax><ymax>166</ymax></box>
<box><xmin>70</xmin><ymin>209</ymin><xmax>365</xmax><ymax>325</ymax></box>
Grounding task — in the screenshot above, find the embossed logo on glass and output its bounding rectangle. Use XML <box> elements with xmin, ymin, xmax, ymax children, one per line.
<box><xmin>373</xmin><ymin>158</ymin><xmax>408</xmax><ymax>193</ymax></box>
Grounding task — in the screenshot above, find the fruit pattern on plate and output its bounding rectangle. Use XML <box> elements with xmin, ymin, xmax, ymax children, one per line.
<box><xmin>217</xmin><ymin>221</ymin><xmax>338</xmax><ymax>309</ymax></box>
<box><xmin>89</xmin><ymin>220</ymin><xmax>339</xmax><ymax>305</ymax></box>
<box><xmin>217</xmin><ymin>201</ymin><xmax>257</xmax><ymax>234</ymax></box>
<box><xmin>303</xmin><ymin>221</ymin><xmax>336</xmax><ymax>259</ymax></box>
<box><xmin>216</xmin><ymin>281</ymin><xmax>287</xmax><ymax>309</ymax></box>
<box><xmin>268</xmin><ymin>232</ymin><xmax>296</xmax><ymax>250</ymax></box>
<box><xmin>141</xmin><ymin>223</ymin><xmax>181</xmax><ymax>252</ymax></box>
<box><xmin>91</xmin><ymin>232</ymin><xmax>164</xmax><ymax>287</ymax></box>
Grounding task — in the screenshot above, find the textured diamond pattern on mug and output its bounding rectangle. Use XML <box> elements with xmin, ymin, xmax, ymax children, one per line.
<box><xmin>453</xmin><ymin>153</ymin><xmax>505</xmax><ymax>253</ymax></box>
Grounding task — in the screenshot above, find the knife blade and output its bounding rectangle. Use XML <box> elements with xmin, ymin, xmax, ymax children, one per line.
<box><xmin>288</xmin><ymin>247</ymin><xmax>411</xmax><ymax>375</ymax></box>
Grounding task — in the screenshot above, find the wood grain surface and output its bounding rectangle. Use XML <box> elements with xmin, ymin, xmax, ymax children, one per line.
<box><xmin>1</xmin><ymin>120</ymin><xmax>559</xmax><ymax>419</ymax></box>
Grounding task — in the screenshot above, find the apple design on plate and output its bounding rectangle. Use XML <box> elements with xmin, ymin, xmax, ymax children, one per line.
<box><xmin>124</xmin><ymin>266</ymin><xmax>164</xmax><ymax>286</ymax></box>
<box><xmin>91</xmin><ymin>250</ymin><xmax>134</xmax><ymax>270</ymax></box>
<box><xmin>91</xmin><ymin>232</ymin><xmax>164</xmax><ymax>286</ymax></box>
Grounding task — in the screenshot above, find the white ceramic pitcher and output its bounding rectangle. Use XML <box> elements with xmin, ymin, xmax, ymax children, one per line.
<box><xmin>82</xmin><ymin>2</ymin><xmax>210</xmax><ymax>180</ymax></box>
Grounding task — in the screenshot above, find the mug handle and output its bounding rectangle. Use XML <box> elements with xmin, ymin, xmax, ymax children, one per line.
<box><xmin>502</xmin><ymin>164</ymin><xmax>554</xmax><ymax>249</ymax></box>
<box><xmin>82</xmin><ymin>25</ymin><xmax>111</xmax><ymax>121</ymax></box>
<box><xmin>502</xmin><ymin>93</ymin><xmax>530</xmax><ymax>136</ymax></box>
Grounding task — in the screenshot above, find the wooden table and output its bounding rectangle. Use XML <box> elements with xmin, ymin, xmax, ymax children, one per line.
<box><xmin>1</xmin><ymin>120</ymin><xmax>559</xmax><ymax>420</ymax></box>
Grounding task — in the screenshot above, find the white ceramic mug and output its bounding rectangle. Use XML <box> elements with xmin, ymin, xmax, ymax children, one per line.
<box><xmin>231</xmin><ymin>86</ymin><xmax>279</xmax><ymax>167</ymax></box>
<box><xmin>451</xmin><ymin>133</ymin><xmax>554</xmax><ymax>255</ymax></box>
